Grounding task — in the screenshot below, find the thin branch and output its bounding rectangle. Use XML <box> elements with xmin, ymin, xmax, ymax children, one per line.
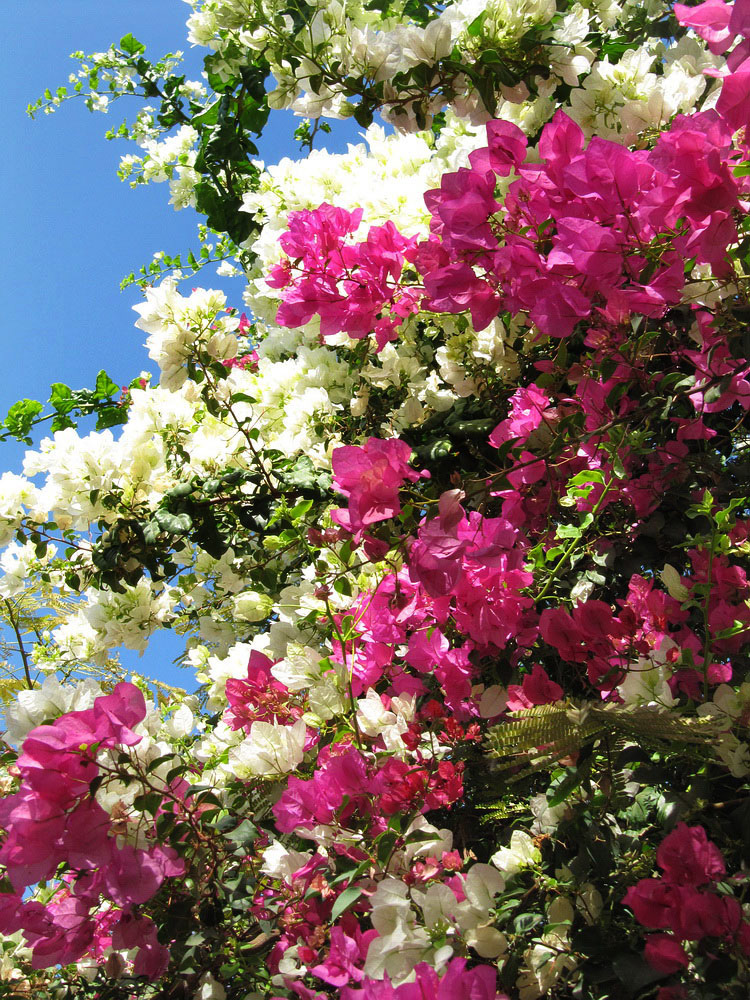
<box><xmin>3</xmin><ymin>598</ymin><xmax>34</xmax><ymax>688</ymax></box>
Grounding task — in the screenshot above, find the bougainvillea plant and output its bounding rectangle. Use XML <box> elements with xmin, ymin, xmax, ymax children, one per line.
<box><xmin>2</xmin><ymin>0</ymin><xmax>750</xmax><ymax>997</ymax></box>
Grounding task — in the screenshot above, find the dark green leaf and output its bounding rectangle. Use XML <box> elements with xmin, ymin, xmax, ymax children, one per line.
<box><xmin>155</xmin><ymin>509</ymin><xmax>193</xmax><ymax>535</ymax></box>
<box><xmin>330</xmin><ymin>886</ymin><xmax>364</xmax><ymax>922</ymax></box>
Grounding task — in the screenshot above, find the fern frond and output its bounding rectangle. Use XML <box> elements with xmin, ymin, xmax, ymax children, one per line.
<box><xmin>485</xmin><ymin>700</ymin><xmax>722</xmax><ymax>783</ymax></box>
<box><xmin>0</xmin><ymin>584</ymin><xmax>129</xmax><ymax>691</ymax></box>
<box><xmin>477</xmin><ymin>796</ymin><xmax>529</xmax><ymax>823</ymax></box>
<box><xmin>131</xmin><ymin>673</ymin><xmax>188</xmax><ymax>703</ymax></box>
<box><xmin>0</xmin><ymin>677</ymin><xmax>30</xmax><ymax>707</ymax></box>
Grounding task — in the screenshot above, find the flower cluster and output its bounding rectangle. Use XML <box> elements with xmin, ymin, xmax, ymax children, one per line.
<box><xmin>330</xmin><ymin>437</ymin><xmax>429</xmax><ymax>538</ymax></box>
<box><xmin>268</xmin><ymin>205</ymin><xmax>422</xmax><ymax>351</ymax></box>
<box><xmin>623</xmin><ymin>823</ymin><xmax>750</xmax><ymax>974</ymax></box>
<box><xmin>0</xmin><ymin>684</ymin><xmax>182</xmax><ymax>977</ymax></box>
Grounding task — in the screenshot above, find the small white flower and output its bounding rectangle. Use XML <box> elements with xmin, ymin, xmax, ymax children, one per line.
<box><xmin>229</xmin><ymin>718</ymin><xmax>307</xmax><ymax>777</ymax></box>
<box><xmin>163</xmin><ymin>703</ymin><xmax>195</xmax><ymax>739</ymax></box>
<box><xmin>232</xmin><ymin>590</ymin><xmax>273</xmax><ymax>622</ymax></box>
<box><xmin>491</xmin><ymin>830</ymin><xmax>541</xmax><ymax>876</ymax></box>
<box><xmin>261</xmin><ymin>841</ymin><xmax>312</xmax><ymax>880</ymax></box>
<box><xmin>194</xmin><ymin>972</ymin><xmax>226</xmax><ymax>1000</ymax></box>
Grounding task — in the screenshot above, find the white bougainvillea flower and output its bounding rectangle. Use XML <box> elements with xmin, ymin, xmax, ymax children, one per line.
<box><xmin>491</xmin><ymin>830</ymin><xmax>541</xmax><ymax>876</ymax></box>
<box><xmin>228</xmin><ymin>718</ymin><xmax>307</xmax><ymax>777</ymax></box>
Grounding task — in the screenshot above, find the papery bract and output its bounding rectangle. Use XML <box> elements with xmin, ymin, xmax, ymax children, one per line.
<box><xmin>331</xmin><ymin>437</ymin><xmax>428</xmax><ymax>537</ymax></box>
<box><xmin>656</xmin><ymin>823</ymin><xmax>726</xmax><ymax>886</ymax></box>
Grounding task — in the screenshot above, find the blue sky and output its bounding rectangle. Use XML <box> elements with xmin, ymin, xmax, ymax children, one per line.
<box><xmin>3</xmin><ymin>3</ymin><xmax>203</xmax><ymax>458</ymax></box>
<box><xmin>1</xmin><ymin>1</ymin><xmax>362</xmax><ymax>467</ymax></box>
<box><xmin>0</xmin><ymin>1</ymin><xmax>362</xmax><ymax>685</ymax></box>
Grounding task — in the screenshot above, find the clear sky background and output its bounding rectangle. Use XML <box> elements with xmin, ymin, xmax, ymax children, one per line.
<box><xmin>0</xmin><ymin>0</ymin><xmax>362</xmax><ymax>685</ymax></box>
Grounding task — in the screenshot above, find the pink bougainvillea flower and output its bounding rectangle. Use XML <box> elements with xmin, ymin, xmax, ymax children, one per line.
<box><xmin>309</xmin><ymin>924</ymin><xmax>374</xmax><ymax>987</ymax></box>
<box><xmin>506</xmin><ymin>664</ymin><xmax>564</xmax><ymax>711</ymax></box>
<box><xmin>716</xmin><ymin>65</ymin><xmax>750</xmax><ymax>136</ymax></box>
<box><xmin>656</xmin><ymin>823</ymin><xmax>726</xmax><ymax>886</ymax></box>
<box><xmin>471</xmin><ymin>119</ymin><xmax>528</xmax><ymax>176</ymax></box>
<box><xmin>489</xmin><ymin>384</ymin><xmax>555</xmax><ymax>449</ymax></box>
<box><xmin>331</xmin><ymin>437</ymin><xmax>428</xmax><ymax>538</ymax></box>
<box><xmin>273</xmin><ymin>746</ymin><xmax>371</xmax><ymax>833</ymax></box>
<box><xmin>103</xmin><ymin>842</ymin><xmax>185</xmax><ymax>906</ymax></box>
<box><xmin>644</xmin><ymin>934</ymin><xmax>690</xmax><ymax>974</ymax></box>
<box><xmin>674</xmin><ymin>0</ymin><xmax>734</xmax><ymax>52</ymax></box>
<box><xmin>112</xmin><ymin>912</ymin><xmax>170</xmax><ymax>980</ymax></box>
<box><xmin>622</xmin><ymin>879</ymin><xmax>685</xmax><ymax>930</ymax></box>
<box><xmin>24</xmin><ymin>894</ymin><xmax>96</xmax><ymax>970</ymax></box>
<box><xmin>340</xmin><ymin>958</ymin><xmax>503</xmax><ymax>999</ymax></box>
<box><xmin>225</xmin><ymin>650</ymin><xmax>301</xmax><ymax>730</ymax></box>
<box><xmin>0</xmin><ymin>893</ymin><xmax>26</xmax><ymax>936</ymax></box>
<box><xmin>272</xmin><ymin>204</ymin><xmax>419</xmax><ymax>349</ymax></box>
<box><xmin>424</xmin><ymin>167</ymin><xmax>500</xmax><ymax>254</ymax></box>
<box><xmin>0</xmin><ymin>683</ymin><xmax>183</xmax><ymax>978</ymax></box>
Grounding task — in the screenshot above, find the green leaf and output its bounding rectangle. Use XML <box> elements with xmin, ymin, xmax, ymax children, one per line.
<box><xmin>466</xmin><ymin>11</ymin><xmax>488</xmax><ymax>35</ymax></box>
<box><xmin>133</xmin><ymin>791</ymin><xmax>164</xmax><ymax>814</ymax></box>
<box><xmin>703</xmin><ymin>383</ymin><xmax>725</xmax><ymax>405</ymax></box>
<box><xmin>95</xmin><ymin>405</ymin><xmax>129</xmax><ymax>430</ymax></box>
<box><xmin>49</xmin><ymin>382</ymin><xmax>79</xmax><ymax>415</ymax></box>
<box><xmin>284</xmin><ymin>455</ymin><xmax>318</xmax><ymax>490</ymax></box>
<box><xmin>474</xmin><ymin>73</ymin><xmax>498</xmax><ymax>116</ymax></box>
<box><xmin>612</xmin><ymin>953</ymin><xmax>664</xmax><ymax>993</ymax></box>
<box><xmin>3</xmin><ymin>398</ymin><xmax>43</xmax><ymax>441</ymax></box>
<box><xmin>88</xmin><ymin>775</ymin><xmax>105</xmax><ymax>797</ymax></box>
<box><xmin>568</xmin><ymin>470</ymin><xmax>605</xmax><ymax>487</ymax></box>
<box><xmin>513</xmin><ymin>911</ymin><xmax>543</xmax><ymax>933</ymax></box>
<box><xmin>224</xmin><ymin>818</ymin><xmax>258</xmax><ymax>846</ymax></box>
<box><xmin>120</xmin><ymin>33</ymin><xmax>146</xmax><ymax>56</ymax></box>
<box><xmin>353</xmin><ymin>102</ymin><xmax>374</xmax><ymax>128</ymax></box>
<box><xmin>660</xmin><ymin>372</ymin><xmax>695</xmax><ymax>393</ymax></box>
<box><xmin>291</xmin><ymin>499</ymin><xmax>314</xmax><ymax>520</ymax></box>
<box><xmin>547</xmin><ymin>766</ymin><xmax>584</xmax><ymax>806</ymax></box>
<box><xmin>330</xmin><ymin>885</ymin><xmax>364</xmax><ymax>923</ymax></box>
<box><xmin>155</xmin><ymin>510</ymin><xmax>193</xmax><ymax>535</ymax></box>
<box><xmin>194</xmin><ymin>182</ymin><xmax>255</xmax><ymax>244</ymax></box>
<box><xmin>605</xmin><ymin>381</ymin><xmax>629</xmax><ymax>408</ymax></box>
<box><xmin>377</xmin><ymin>831</ymin><xmax>398</xmax><ymax>864</ymax></box>
<box><xmin>95</xmin><ymin>370</ymin><xmax>120</xmax><ymax>398</ymax></box>
<box><xmin>147</xmin><ymin>753</ymin><xmax>177</xmax><ymax>774</ymax></box>
<box><xmin>479</xmin><ymin>49</ymin><xmax>504</xmax><ymax>65</ymax></box>
<box><xmin>192</xmin><ymin>99</ymin><xmax>222</xmax><ymax>129</ymax></box>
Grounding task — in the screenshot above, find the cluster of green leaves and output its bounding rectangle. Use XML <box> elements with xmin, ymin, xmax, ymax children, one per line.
<box><xmin>191</xmin><ymin>57</ymin><xmax>269</xmax><ymax>243</ymax></box>
<box><xmin>58</xmin><ymin>444</ymin><xmax>332</xmax><ymax>606</ymax></box>
<box><xmin>29</xmin><ymin>32</ymin><xmax>268</xmax><ymax>253</ymax></box>
<box><xmin>1</xmin><ymin>370</ymin><xmax>127</xmax><ymax>446</ymax></box>
<box><xmin>120</xmin><ymin>228</ymin><xmax>243</xmax><ymax>292</ymax></box>
<box><xmin>26</xmin><ymin>34</ymin><xmax>181</xmax><ymax>116</ymax></box>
